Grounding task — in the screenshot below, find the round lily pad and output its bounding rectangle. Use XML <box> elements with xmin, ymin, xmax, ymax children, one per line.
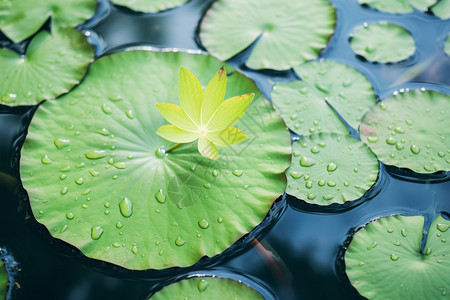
<box><xmin>350</xmin><ymin>22</ymin><xmax>415</xmax><ymax>63</ymax></box>
<box><xmin>345</xmin><ymin>214</ymin><xmax>450</xmax><ymax>299</ymax></box>
<box><xmin>360</xmin><ymin>90</ymin><xmax>450</xmax><ymax>174</ymax></box>
<box><xmin>286</xmin><ymin>133</ymin><xmax>379</xmax><ymax>206</ymax></box>
<box><xmin>20</xmin><ymin>50</ymin><xmax>291</xmax><ymax>270</ymax></box>
<box><xmin>150</xmin><ymin>276</ymin><xmax>263</xmax><ymax>299</ymax></box>
<box><xmin>432</xmin><ymin>0</ymin><xmax>450</xmax><ymax>19</ymax></box>
<box><xmin>0</xmin><ymin>261</ymin><xmax>7</xmax><ymax>300</ymax></box>
<box><xmin>0</xmin><ymin>28</ymin><xmax>94</xmax><ymax>106</ymax></box>
<box><xmin>272</xmin><ymin>60</ymin><xmax>376</xmax><ymax>136</ymax></box>
<box><xmin>0</xmin><ymin>0</ymin><xmax>97</xmax><ymax>43</ymax></box>
<box><xmin>359</xmin><ymin>0</ymin><xmax>437</xmax><ymax>14</ymax></box>
<box><xmin>199</xmin><ymin>0</ymin><xmax>335</xmax><ymax>70</ymax></box>
<box><xmin>111</xmin><ymin>0</ymin><xmax>189</xmax><ymax>13</ymax></box>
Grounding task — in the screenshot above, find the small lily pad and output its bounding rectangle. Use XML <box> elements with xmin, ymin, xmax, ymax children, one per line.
<box><xmin>272</xmin><ymin>60</ymin><xmax>376</xmax><ymax>136</ymax></box>
<box><xmin>286</xmin><ymin>133</ymin><xmax>379</xmax><ymax>206</ymax></box>
<box><xmin>350</xmin><ymin>22</ymin><xmax>415</xmax><ymax>63</ymax></box>
<box><xmin>20</xmin><ymin>50</ymin><xmax>291</xmax><ymax>270</ymax></box>
<box><xmin>345</xmin><ymin>214</ymin><xmax>450</xmax><ymax>299</ymax></box>
<box><xmin>0</xmin><ymin>261</ymin><xmax>7</xmax><ymax>300</ymax></box>
<box><xmin>360</xmin><ymin>90</ymin><xmax>450</xmax><ymax>174</ymax></box>
<box><xmin>359</xmin><ymin>0</ymin><xmax>437</xmax><ymax>13</ymax></box>
<box><xmin>432</xmin><ymin>0</ymin><xmax>450</xmax><ymax>19</ymax></box>
<box><xmin>150</xmin><ymin>276</ymin><xmax>263</xmax><ymax>299</ymax></box>
<box><xmin>0</xmin><ymin>0</ymin><xmax>97</xmax><ymax>43</ymax></box>
<box><xmin>199</xmin><ymin>0</ymin><xmax>335</xmax><ymax>70</ymax></box>
<box><xmin>111</xmin><ymin>0</ymin><xmax>189</xmax><ymax>13</ymax></box>
<box><xmin>0</xmin><ymin>28</ymin><xmax>94</xmax><ymax>106</ymax></box>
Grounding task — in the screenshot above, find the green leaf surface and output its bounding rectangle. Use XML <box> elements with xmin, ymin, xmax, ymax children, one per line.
<box><xmin>359</xmin><ymin>0</ymin><xmax>437</xmax><ymax>13</ymax></box>
<box><xmin>350</xmin><ymin>22</ymin><xmax>415</xmax><ymax>63</ymax></box>
<box><xmin>150</xmin><ymin>276</ymin><xmax>263</xmax><ymax>299</ymax></box>
<box><xmin>0</xmin><ymin>28</ymin><xmax>94</xmax><ymax>106</ymax></box>
<box><xmin>272</xmin><ymin>60</ymin><xmax>376</xmax><ymax>136</ymax></box>
<box><xmin>445</xmin><ymin>34</ymin><xmax>450</xmax><ymax>56</ymax></box>
<box><xmin>0</xmin><ymin>261</ymin><xmax>7</xmax><ymax>300</ymax></box>
<box><xmin>199</xmin><ymin>0</ymin><xmax>335</xmax><ymax>70</ymax></box>
<box><xmin>20</xmin><ymin>50</ymin><xmax>291</xmax><ymax>270</ymax></box>
<box><xmin>286</xmin><ymin>133</ymin><xmax>379</xmax><ymax>206</ymax></box>
<box><xmin>345</xmin><ymin>214</ymin><xmax>450</xmax><ymax>299</ymax></box>
<box><xmin>0</xmin><ymin>0</ymin><xmax>96</xmax><ymax>43</ymax></box>
<box><xmin>432</xmin><ymin>0</ymin><xmax>450</xmax><ymax>19</ymax></box>
<box><xmin>111</xmin><ymin>0</ymin><xmax>189</xmax><ymax>13</ymax></box>
<box><xmin>360</xmin><ymin>90</ymin><xmax>450</xmax><ymax>173</ymax></box>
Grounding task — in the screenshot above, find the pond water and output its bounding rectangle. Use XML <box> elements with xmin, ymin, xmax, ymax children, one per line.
<box><xmin>0</xmin><ymin>0</ymin><xmax>449</xmax><ymax>299</ymax></box>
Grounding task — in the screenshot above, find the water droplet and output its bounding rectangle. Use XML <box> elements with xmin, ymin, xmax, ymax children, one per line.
<box><xmin>96</xmin><ymin>128</ymin><xmax>109</xmax><ymax>136</ymax></box>
<box><xmin>425</xmin><ymin>248</ymin><xmax>432</xmax><ymax>255</ymax></box>
<box><xmin>401</xmin><ymin>229</ymin><xmax>407</xmax><ymax>237</ymax></box>
<box><xmin>344</xmin><ymin>182</ymin><xmax>349</xmax><ymax>187</ymax></box>
<box><xmin>113</xmin><ymin>162</ymin><xmax>127</xmax><ymax>169</ymax></box>
<box><xmin>394</xmin><ymin>127</ymin><xmax>404</xmax><ymax>133</ymax></box>
<box><xmin>198</xmin><ymin>279</ymin><xmax>208</xmax><ymax>292</ymax></box>
<box><xmin>75</xmin><ymin>178</ymin><xmax>85</xmax><ymax>185</ymax></box>
<box><xmin>76</xmin><ymin>163</ymin><xmax>85</xmax><ymax>168</ymax></box>
<box><xmin>307</xmin><ymin>193</ymin><xmax>316</xmax><ymax>200</ymax></box>
<box><xmin>60</xmin><ymin>225</ymin><xmax>68</xmax><ymax>233</ymax></box>
<box><xmin>305</xmin><ymin>181</ymin><xmax>313</xmax><ymax>188</ymax></box>
<box><xmin>54</xmin><ymin>138</ymin><xmax>70</xmax><ymax>149</ymax></box>
<box><xmin>243</xmin><ymin>184</ymin><xmax>249</xmax><ymax>190</ymax></box>
<box><xmin>289</xmin><ymin>172</ymin><xmax>302</xmax><ymax>179</ymax></box>
<box><xmin>203</xmin><ymin>183</ymin><xmax>211</xmax><ymax>189</ymax></box>
<box><xmin>59</xmin><ymin>174</ymin><xmax>67</xmax><ymax>180</ymax></box>
<box><xmin>101</xmin><ymin>103</ymin><xmax>112</xmax><ymax>114</ymax></box>
<box><xmin>300</xmin><ymin>157</ymin><xmax>315</xmax><ymax>167</ymax></box>
<box><xmin>327</xmin><ymin>181</ymin><xmax>336</xmax><ymax>187</ymax></box>
<box><xmin>190</xmin><ymin>165</ymin><xmax>197</xmax><ymax>171</ymax></box>
<box><xmin>367</xmin><ymin>241</ymin><xmax>377</xmax><ymax>250</ymax></box>
<box><xmin>82</xmin><ymin>204</ymin><xmax>88</xmax><ymax>209</ymax></box>
<box><xmin>318</xmin><ymin>180</ymin><xmax>325</xmax><ymax>186</ymax></box>
<box><xmin>198</xmin><ymin>219</ymin><xmax>209</xmax><ymax>229</ymax></box>
<box><xmin>116</xmin><ymin>221</ymin><xmax>123</xmax><ymax>229</ymax></box>
<box><xmin>60</xmin><ymin>187</ymin><xmax>68</xmax><ymax>195</ymax></box>
<box><xmin>85</xmin><ymin>150</ymin><xmax>107</xmax><ymax>159</ymax></box>
<box><xmin>358</xmin><ymin>261</ymin><xmax>365</xmax><ymax>267</ymax></box>
<box><xmin>387</xmin><ymin>228</ymin><xmax>394</xmax><ymax>233</ymax></box>
<box><xmin>81</xmin><ymin>189</ymin><xmax>91</xmax><ymax>195</ymax></box>
<box><xmin>91</xmin><ymin>226</ymin><xmax>104</xmax><ymax>240</ymax></box>
<box><xmin>89</xmin><ymin>170</ymin><xmax>100</xmax><ymax>177</ymax></box>
<box><xmin>212</xmin><ymin>170</ymin><xmax>218</xmax><ymax>177</ymax></box>
<box><xmin>393</xmin><ymin>241</ymin><xmax>401</xmax><ymax>246</ymax></box>
<box><xmin>390</xmin><ymin>254</ymin><xmax>399</xmax><ymax>261</ymax></box>
<box><xmin>125</xmin><ymin>110</ymin><xmax>135</xmax><ymax>119</ymax></box>
<box><xmin>310</xmin><ymin>146</ymin><xmax>320</xmax><ymax>154</ymax></box>
<box><xmin>175</xmin><ymin>237</ymin><xmax>186</xmax><ymax>246</ymax></box>
<box><xmin>66</xmin><ymin>213</ymin><xmax>74</xmax><ymax>220</ymax></box>
<box><xmin>322</xmin><ymin>194</ymin><xmax>334</xmax><ymax>201</ymax></box>
<box><xmin>119</xmin><ymin>197</ymin><xmax>133</xmax><ymax>217</ymax></box>
<box><xmin>177</xmin><ymin>202</ymin><xmax>183</xmax><ymax>209</ymax></box>
<box><xmin>41</xmin><ymin>154</ymin><xmax>53</xmax><ymax>164</ymax></box>
<box><xmin>60</xmin><ymin>166</ymin><xmax>71</xmax><ymax>172</ymax></box>
<box><xmin>410</xmin><ymin>145</ymin><xmax>420</xmax><ymax>154</ymax></box>
<box><xmin>217</xmin><ymin>217</ymin><xmax>223</xmax><ymax>223</ymax></box>
<box><xmin>232</xmin><ymin>169</ymin><xmax>243</xmax><ymax>177</ymax></box>
<box><xmin>353</xmin><ymin>168</ymin><xmax>358</xmax><ymax>173</ymax></box>
<box><xmin>113</xmin><ymin>242</ymin><xmax>121</xmax><ymax>248</ymax></box>
<box><xmin>442</xmin><ymin>239</ymin><xmax>446</xmax><ymax>243</ymax></box>
<box><xmin>155</xmin><ymin>189</ymin><xmax>165</xmax><ymax>203</ymax></box>
<box><xmin>437</xmin><ymin>223</ymin><xmax>449</xmax><ymax>232</ymax></box>
<box><xmin>386</xmin><ymin>137</ymin><xmax>396</xmax><ymax>145</ymax></box>
<box><xmin>367</xmin><ymin>136</ymin><xmax>378</xmax><ymax>143</ymax></box>
<box><xmin>327</xmin><ymin>163</ymin><xmax>337</xmax><ymax>172</ymax></box>
<box><xmin>158</xmin><ymin>250</ymin><xmax>164</xmax><ymax>256</ymax></box>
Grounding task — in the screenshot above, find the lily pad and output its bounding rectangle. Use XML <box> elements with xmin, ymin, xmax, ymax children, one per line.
<box><xmin>432</xmin><ymin>0</ymin><xmax>450</xmax><ymax>19</ymax></box>
<box><xmin>360</xmin><ymin>90</ymin><xmax>450</xmax><ymax>174</ymax></box>
<box><xmin>359</xmin><ymin>0</ymin><xmax>437</xmax><ymax>13</ymax></box>
<box><xmin>0</xmin><ymin>0</ymin><xmax>97</xmax><ymax>43</ymax></box>
<box><xmin>199</xmin><ymin>0</ymin><xmax>335</xmax><ymax>70</ymax></box>
<box><xmin>446</xmin><ymin>34</ymin><xmax>450</xmax><ymax>56</ymax></box>
<box><xmin>0</xmin><ymin>261</ymin><xmax>6</xmax><ymax>300</ymax></box>
<box><xmin>0</xmin><ymin>28</ymin><xmax>94</xmax><ymax>106</ymax></box>
<box><xmin>272</xmin><ymin>60</ymin><xmax>376</xmax><ymax>136</ymax></box>
<box><xmin>350</xmin><ymin>22</ymin><xmax>415</xmax><ymax>63</ymax></box>
<box><xmin>345</xmin><ymin>214</ymin><xmax>450</xmax><ymax>299</ymax></box>
<box><xmin>111</xmin><ymin>0</ymin><xmax>189</xmax><ymax>13</ymax></box>
<box><xmin>150</xmin><ymin>276</ymin><xmax>263</xmax><ymax>299</ymax></box>
<box><xmin>286</xmin><ymin>133</ymin><xmax>379</xmax><ymax>206</ymax></box>
<box><xmin>20</xmin><ymin>50</ymin><xmax>291</xmax><ymax>270</ymax></box>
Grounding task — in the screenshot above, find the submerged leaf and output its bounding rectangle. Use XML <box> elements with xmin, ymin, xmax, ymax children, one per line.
<box><xmin>350</xmin><ymin>22</ymin><xmax>415</xmax><ymax>63</ymax></box>
<box><xmin>0</xmin><ymin>28</ymin><xmax>94</xmax><ymax>106</ymax></box>
<box><xmin>345</xmin><ymin>214</ymin><xmax>450</xmax><ymax>299</ymax></box>
<box><xmin>20</xmin><ymin>50</ymin><xmax>291</xmax><ymax>270</ymax></box>
<box><xmin>199</xmin><ymin>0</ymin><xmax>335</xmax><ymax>70</ymax></box>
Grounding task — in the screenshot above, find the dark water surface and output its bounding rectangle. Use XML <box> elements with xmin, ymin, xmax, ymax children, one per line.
<box><xmin>0</xmin><ymin>0</ymin><xmax>449</xmax><ymax>299</ymax></box>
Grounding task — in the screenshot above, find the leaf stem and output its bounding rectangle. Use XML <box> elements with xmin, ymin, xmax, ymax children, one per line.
<box><xmin>165</xmin><ymin>143</ymin><xmax>182</xmax><ymax>153</ymax></box>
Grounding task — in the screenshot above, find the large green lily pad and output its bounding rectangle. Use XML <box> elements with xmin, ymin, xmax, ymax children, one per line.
<box><xmin>20</xmin><ymin>50</ymin><xmax>291</xmax><ymax>270</ymax></box>
<box><xmin>286</xmin><ymin>133</ymin><xmax>379</xmax><ymax>206</ymax></box>
<box><xmin>272</xmin><ymin>60</ymin><xmax>376</xmax><ymax>136</ymax></box>
<box><xmin>0</xmin><ymin>0</ymin><xmax>97</xmax><ymax>43</ymax></box>
<box><xmin>0</xmin><ymin>261</ymin><xmax>6</xmax><ymax>300</ymax></box>
<box><xmin>359</xmin><ymin>0</ymin><xmax>437</xmax><ymax>13</ymax></box>
<box><xmin>150</xmin><ymin>276</ymin><xmax>263</xmax><ymax>299</ymax></box>
<box><xmin>111</xmin><ymin>0</ymin><xmax>189</xmax><ymax>13</ymax></box>
<box><xmin>199</xmin><ymin>0</ymin><xmax>335</xmax><ymax>70</ymax></box>
<box><xmin>360</xmin><ymin>90</ymin><xmax>450</xmax><ymax>174</ymax></box>
<box><xmin>432</xmin><ymin>0</ymin><xmax>450</xmax><ymax>19</ymax></box>
<box><xmin>0</xmin><ymin>28</ymin><xmax>94</xmax><ymax>106</ymax></box>
<box><xmin>350</xmin><ymin>22</ymin><xmax>415</xmax><ymax>63</ymax></box>
<box><xmin>345</xmin><ymin>214</ymin><xmax>450</xmax><ymax>299</ymax></box>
